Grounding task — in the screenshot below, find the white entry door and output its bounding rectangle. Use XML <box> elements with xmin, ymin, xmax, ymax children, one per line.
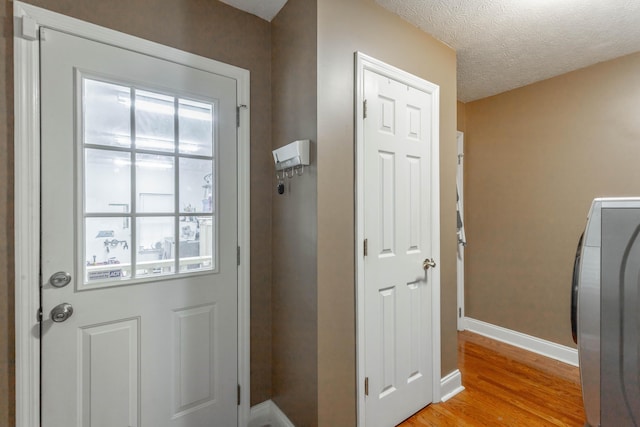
<box><xmin>362</xmin><ymin>68</ymin><xmax>438</xmax><ymax>426</ymax></box>
<box><xmin>40</xmin><ymin>28</ymin><xmax>238</xmax><ymax>426</ymax></box>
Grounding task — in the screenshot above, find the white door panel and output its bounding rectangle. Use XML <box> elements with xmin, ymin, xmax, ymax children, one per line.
<box><xmin>40</xmin><ymin>28</ymin><xmax>238</xmax><ymax>426</ymax></box>
<box><xmin>364</xmin><ymin>70</ymin><xmax>434</xmax><ymax>426</ymax></box>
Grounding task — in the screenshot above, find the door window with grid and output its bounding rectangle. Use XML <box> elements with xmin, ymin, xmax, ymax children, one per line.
<box><xmin>81</xmin><ymin>77</ymin><xmax>217</xmax><ymax>286</ymax></box>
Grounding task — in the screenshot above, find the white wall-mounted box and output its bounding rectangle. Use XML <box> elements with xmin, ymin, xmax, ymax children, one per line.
<box><xmin>272</xmin><ymin>139</ymin><xmax>310</xmax><ymax>171</ymax></box>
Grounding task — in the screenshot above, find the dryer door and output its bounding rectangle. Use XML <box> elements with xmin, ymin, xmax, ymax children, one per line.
<box><xmin>601</xmin><ymin>207</ymin><xmax>640</xmax><ymax>426</ymax></box>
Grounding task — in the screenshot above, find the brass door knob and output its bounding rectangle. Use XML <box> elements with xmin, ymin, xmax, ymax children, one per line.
<box><xmin>423</xmin><ymin>258</ymin><xmax>436</xmax><ymax>270</ymax></box>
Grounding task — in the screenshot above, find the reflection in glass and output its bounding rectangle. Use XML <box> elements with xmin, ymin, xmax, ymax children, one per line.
<box><xmin>85</xmin><ymin>217</ymin><xmax>131</xmax><ymax>284</ymax></box>
<box><xmin>137</xmin><ymin>217</ymin><xmax>175</xmax><ymax>277</ymax></box>
<box><xmin>85</xmin><ymin>149</ymin><xmax>131</xmax><ymax>213</ymax></box>
<box><xmin>178</xmin><ymin>215</ymin><xmax>215</xmax><ymax>272</ymax></box>
<box><xmin>179</xmin><ymin>158</ymin><xmax>214</xmax><ymax>213</ymax></box>
<box><xmin>136</xmin><ymin>154</ymin><xmax>174</xmax><ymax>213</ymax></box>
<box><xmin>179</xmin><ymin>99</ymin><xmax>213</xmax><ymax>156</ymax></box>
<box><xmin>135</xmin><ymin>90</ymin><xmax>175</xmax><ymax>152</ymax></box>
<box><xmin>84</xmin><ymin>79</ymin><xmax>131</xmax><ymax>148</ymax></box>
<box><xmin>81</xmin><ymin>81</ymin><xmax>219</xmax><ymax>285</ymax></box>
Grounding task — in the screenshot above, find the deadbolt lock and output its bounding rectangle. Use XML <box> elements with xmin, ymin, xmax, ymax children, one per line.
<box><xmin>49</xmin><ymin>271</ymin><xmax>72</xmax><ymax>288</ymax></box>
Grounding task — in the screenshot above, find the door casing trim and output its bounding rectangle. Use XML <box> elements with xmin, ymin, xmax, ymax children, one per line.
<box><xmin>354</xmin><ymin>51</ymin><xmax>442</xmax><ymax>426</ymax></box>
<box><xmin>13</xmin><ymin>2</ymin><xmax>251</xmax><ymax>425</ymax></box>
<box><xmin>456</xmin><ymin>131</ymin><xmax>465</xmax><ymax>331</ymax></box>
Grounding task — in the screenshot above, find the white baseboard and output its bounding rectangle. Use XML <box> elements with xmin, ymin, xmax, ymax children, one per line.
<box><xmin>248</xmin><ymin>400</ymin><xmax>272</xmax><ymax>427</ymax></box>
<box><xmin>250</xmin><ymin>373</ymin><xmax>466</xmax><ymax>426</ymax></box>
<box><xmin>464</xmin><ymin>317</ymin><xmax>579</xmax><ymax>367</ymax></box>
<box><xmin>250</xmin><ymin>376</ymin><xmax>466</xmax><ymax>427</ymax></box>
<box><xmin>440</xmin><ymin>369</ymin><xmax>464</xmax><ymax>402</ymax></box>
<box><xmin>249</xmin><ymin>400</ymin><xmax>295</xmax><ymax>427</ymax></box>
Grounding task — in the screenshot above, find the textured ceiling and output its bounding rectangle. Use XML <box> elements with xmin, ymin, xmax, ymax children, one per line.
<box><xmin>220</xmin><ymin>0</ymin><xmax>640</xmax><ymax>102</ymax></box>
<box><xmin>375</xmin><ymin>0</ymin><xmax>640</xmax><ymax>102</ymax></box>
<box><xmin>218</xmin><ymin>0</ymin><xmax>286</xmax><ymax>21</ymax></box>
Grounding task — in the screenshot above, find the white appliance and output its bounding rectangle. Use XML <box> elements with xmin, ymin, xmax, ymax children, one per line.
<box><xmin>572</xmin><ymin>197</ymin><xmax>640</xmax><ymax>426</ymax></box>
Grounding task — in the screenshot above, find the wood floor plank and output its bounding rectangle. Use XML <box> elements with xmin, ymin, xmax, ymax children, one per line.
<box><xmin>398</xmin><ymin>331</ymin><xmax>585</xmax><ymax>426</ymax></box>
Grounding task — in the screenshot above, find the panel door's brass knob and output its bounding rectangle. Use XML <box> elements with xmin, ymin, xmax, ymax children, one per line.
<box><xmin>423</xmin><ymin>258</ymin><xmax>436</xmax><ymax>270</ymax></box>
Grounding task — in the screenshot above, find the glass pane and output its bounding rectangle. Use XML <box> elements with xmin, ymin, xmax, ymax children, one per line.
<box><xmin>136</xmin><ymin>154</ymin><xmax>175</xmax><ymax>213</ymax></box>
<box><xmin>179</xmin><ymin>99</ymin><xmax>213</xmax><ymax>156</ymax></box>
<box><xmin>179</xmin><ymin>215</ymin><xmax>215</xmax><ymax>272</ymax></box>
<box><xmin>85</xmin><ymin>149</ymin><xmax>131</xmax><ymax>213</ymax></box>
<box><xmin>179</xmin><ymin>158</ymin><xmax>214</xmax><ymax>213</ymax></box>
<box><xmin>83</xmin><ymin>79</ymin><xmax>131</xmax><ymax>148</ymax></box>
<box><xmin>135</xmin><ymin>90</ymin><xmax>175</xmax><ymax>152</ymax></box>
<box><xmin>85</xmin><ymin>217</ymin><xmax>132</xmax><ymax>284</ymax></box>
<box><xmin>136</xmin><ymin>217</ymin><xmax>175</xmax><ymax>277</ymax></box>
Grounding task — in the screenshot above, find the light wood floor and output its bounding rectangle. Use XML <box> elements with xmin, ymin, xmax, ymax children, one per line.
<box><xmin>399</xmin><ymin>331</ymin><xmax>585</xmax><ymax>426</ymax></box>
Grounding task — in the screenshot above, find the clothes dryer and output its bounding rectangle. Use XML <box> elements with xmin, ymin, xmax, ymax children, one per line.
<box><xmin>573</xmin><ymin>198</ymin><xmax>640</xmax><ymax>426</ymax></box>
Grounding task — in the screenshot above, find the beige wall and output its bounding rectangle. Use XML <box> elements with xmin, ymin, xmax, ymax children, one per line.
<box><xmin>271</xmin><ymin>0</ymin><xmax>318</xmax><ymax>425</ymax></box>
<box><xmin>464</xmin><ymin>52</ymin><xmax>640</xmax><ymax>347</ymax></box>
<box><xmin>316</xmin><ymin>0</ymin><xmax>458</xmax><ymax>425</ymax></box>
<box><xmin>1</xmin><ymin>1</ymin><xmax>273</xmax><ymax>422</ymax></box>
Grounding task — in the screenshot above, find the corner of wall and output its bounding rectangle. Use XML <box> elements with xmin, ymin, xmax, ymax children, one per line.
<box><xmin>270</xmin><ymin>0</ymin><xmax>319</xmax><ymax>425</ymax></box>
<box><xmin>456</xmin><ymin>100</ymin><xmax>466</xmax><ymax>133</ymax></box>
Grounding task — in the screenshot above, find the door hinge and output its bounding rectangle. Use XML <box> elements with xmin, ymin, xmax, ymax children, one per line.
<box><xmin>363</xmin><ymin>99</ymin><xmax>368</xmax><ymax>119</ymax></box>
<box><xmin>237</xmin><ymin>246</ymin><xmax>241</xmax><ymax>266</ymax></box>
<box><xmin>364</xmin><ymin>377</ymin><xmax>369</xmax><ymax>396</ymax></box>
<box><xmin>37</xmin><ymin>307</ymin><xmax>43</xmax><ymax>322</ymax></box>
<box><xmin>236</xmin><ymin>104</ymin><xmax>247</xmax><ymax>128</ymax></box>
<box><xmin>237</xmin><ymin>384</ymin><xmax>241</xmax><ymax>405</ymax></box>
<box><xmin>459</xmin><ymin>307</ymin><xmax>462</xmax><ymax>318</ymax></box>
<box><xmin>364</xmin><ymin>238</ymin><xmax>368</xmax><ymax>257</ymax></box>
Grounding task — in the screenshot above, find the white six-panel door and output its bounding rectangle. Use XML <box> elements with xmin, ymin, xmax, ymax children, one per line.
<box><xmin>363</xmin><ymin>68</ymin><xmax>437</xmax><ymax>427</ymax></box>
<box><xmin>40</xmin><ymin>28</ymin><xmax>238</xmax><ymax>426</ymax></box>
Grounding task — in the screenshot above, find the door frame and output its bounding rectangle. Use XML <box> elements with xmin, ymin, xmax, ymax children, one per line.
<box><xmin>13</xmin><ymin>2</ymin><xmax>251</xmax><ymax>426</ymax></box>
<box><xmin>456</xmin><ymin>131</ymin><xmax>465</xmax><ymax>331</ymax></box>
<box><xmin>354</xmin><ymin>52</ymin><xmax>441</xmax><ymax>426</ymax></box>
